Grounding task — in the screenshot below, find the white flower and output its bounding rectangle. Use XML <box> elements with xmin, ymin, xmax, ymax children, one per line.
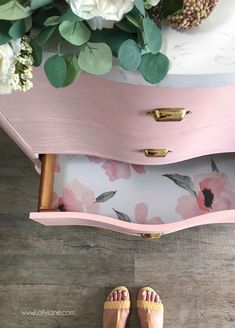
<box><xmin>66</xmin><ymin>0</ymin><xmax>135</xmax><ymax>29</ymax></box>
<box><xmin>0</xmin><ymin>40</ymin><xmax>21</xmax><ymax>94</ymax></box>
<box><xmin>0</xmin><ymin>43</ymin><xmax>15</xmax><ymax>94</ymax></box>
<box><xmin>88</xmin><ymin>16</ymin><xmax>116</xmax><ymax>30</ymax></box>
<box><xmin>0</xmin><ymin>38</ymin><xmax>33</xmax><ymax>94</ymax></box>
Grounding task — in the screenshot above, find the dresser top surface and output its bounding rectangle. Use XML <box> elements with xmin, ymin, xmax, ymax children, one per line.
<box><xmin>162</xmin><ymin>0</ymin><xmax>235</xmax><ymax>76</ymax></box>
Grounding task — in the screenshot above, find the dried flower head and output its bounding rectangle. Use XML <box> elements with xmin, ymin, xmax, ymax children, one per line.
<box><xmin>148</xmin><ymin>0</ymin><xmax>163</xmax><ymax>27</ymax></box>
<box><xmin>10</xmin><ymin>36</ymin><xmax>34</xmax><ymax>92</ymax></box>
<box><xmin>167</xmin><ymin>0</ymin><xmax>219</xmax><ymax>30</ymax></box>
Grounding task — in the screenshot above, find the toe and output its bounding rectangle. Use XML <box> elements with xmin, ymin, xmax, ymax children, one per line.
<box><xmin>122</xmin><ymin>290</ymin><xmax>129</xmax><ymax>301</ymax></box>
<box><xmin>147</xmin><ymin>290</ymin><xmax>151</xmax><ymax>301</ymax></box>
<box><xmin>140</xmin><ymin>289</ymin><xmax>147</xmax><ymax>301</ymax></box>
<box><xmin>108</xmin><ymin>293</ymin><xmax>113</xmax><ymax>301</ymax></box>
<box><xmin>150</xmin><ymin>291</ymin><xmax>156</xmax><ymax>302</ymax></box>
<box><xmin>113</xmin><ymin>291</ymin><xmax>118</xmax><ymax>301</ymax></box>
<box><xmin>117</xmin><ymin>289</ymin><xmax>122</xmax><ymax>301</ymax></box>
<box><xmin>157</xmin><ymin>294</ymin><xmax>161</xmax><ymax>303</ymax></box>
<box><xmin>154</xmin><ymin>294</ymin><xmax>161</xmax><ymax>303</ymax></box>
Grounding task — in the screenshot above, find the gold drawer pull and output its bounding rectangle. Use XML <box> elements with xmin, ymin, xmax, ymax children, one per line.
<box><xmin>142</xmin><ymin>149</ymin><xmax>171</xmax><ymax>158</ymax></box>
<box><xmin>141</xmin><ymin>233</ymin><xmax>162</xmax><ymax>239</ymax></box>
<box><xmin>148</xmin><ymin>108</ymin><xmax>191</xmax><ymax>122</ymax></box>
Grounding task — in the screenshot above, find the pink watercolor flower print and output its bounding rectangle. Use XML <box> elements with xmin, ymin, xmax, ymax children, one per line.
<box><xmin>131</xmin><ymin>164</ymin><xmax>146</xmax><ymax>174</ymax></box>
<box><xmin>102</xmin><ymin>160</ymin><xmax>131</xmax><ymax>181</ymax></box>
<box><xmin>112</xmin><ymin>203</ymin><xmax>164</xmax><ymax>224</ymax></box>
<box><xmin>195</xmin><ymin>172</ymin><xmax>235</xmax><ymax>211</ymax></box>
<box><xmin>165</xmin><ymin>159</ymin><xmax>235</xmax><ymax>219</ymax></box>
<box><xmin>175</xmin><ymin>195</ymin><xmax>205</xmax><ymax>219</ymax></box>
<box><xmin>134</xmin><ymin>203</ymin><xmax>164</xmax><ymax>224</ymax></box>
<box><xmin>53</xmin><ymin>180</ymin><xmax>100</xmax><ymax>214</ymax></box>
<box><xmin>87</xmin><ymin>156</ymin><xmax>146</xmax><ymax>181</ymax></box>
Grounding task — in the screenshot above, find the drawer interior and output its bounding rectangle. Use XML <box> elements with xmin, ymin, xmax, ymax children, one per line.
<box><xmin>38</xmin><ymin>153</ymin><xmax>235</xmax><ymax>225</ymax></box>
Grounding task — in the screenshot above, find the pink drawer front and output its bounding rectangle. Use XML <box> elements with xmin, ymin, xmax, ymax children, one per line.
<box><xmin>30</xmin><ymin>154</ymin><xmax>235</xmax><ymax>238</ymax></box>
<box><xmin>1</xmin><ymin>68</ymin><xmax>235</xmax><ymax>165</ymax></box>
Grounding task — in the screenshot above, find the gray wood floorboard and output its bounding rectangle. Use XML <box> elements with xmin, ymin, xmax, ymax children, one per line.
<box><xmin>0</xmin><ymin>128</ymin><xmax>234</xmax><ymax>328</ymax></box>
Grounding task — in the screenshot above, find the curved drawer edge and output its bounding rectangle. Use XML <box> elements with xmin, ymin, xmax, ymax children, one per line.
<box><xmin>52</xmin><ymin>149</ymin><xmax>235</xmax><ymax>166</ymax></box>
<box><xmin>29</xmin><ymin>210</ymin><xmax>235</xmax><ymax>236</ymax></box>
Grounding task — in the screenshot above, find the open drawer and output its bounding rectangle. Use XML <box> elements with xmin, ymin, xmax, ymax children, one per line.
<box><xmin>30</xmin><ymin>153</ymin><xmax>235</xmax><ymax>239</ymax></box>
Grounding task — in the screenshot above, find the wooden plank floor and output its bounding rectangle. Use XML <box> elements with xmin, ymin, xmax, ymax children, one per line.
<box><xmin>0</xmin><ymin>128</ymin><xmax>234</xmax><ymax>328</ymax></box>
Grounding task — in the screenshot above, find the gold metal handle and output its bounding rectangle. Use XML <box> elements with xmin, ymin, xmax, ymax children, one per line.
<box><xmin>142</xmin><ymin>149</ymin><xmax>171</xmax><ymax>158</ymax></box>
<box><xmin>141</xmin><ymin>233</ymin><xmax>162</xmax><ymax>239</ymax></box>
<box><xmin>148</xmin><ymin>108</ymin><xmax>191</xmax><ymax>122</ymax></box>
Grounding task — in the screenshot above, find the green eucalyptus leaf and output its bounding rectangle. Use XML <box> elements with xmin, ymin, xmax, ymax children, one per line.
<box><xmin>9</xmin><ymin>17</ymin><xmax>32</xmax><ymax>39</ymax></box>
<box><xmin>116</xmin><ymin>18</ymin><xmax>137</xmax><ymax>33</ymax></box>
<box><xmin>9</xmin><ymin>19</ymin><xmax>26</xmax><ymax>39</ymax></box>
<box><xmin>25</xmin><ymin>16</ymin><xmax>32</xmax><ymax>32</ymax></box>
<box><xmin>31</xmin><ymin>0</ymin><xmax>53</xmax><ymax>10</ymax></box>
<box><xmin>36</xmin><ymin>26</ymin><xmax>56</xmax><ymax>45</ymax></box>
<box><xmin>44</xmin><ymin>16</ymin><xmax>60</xmax><ymax>26</ymax></box>
<box><xmin>44</xmin><ymin>55</ymin><xmax>67</xmax><ymax>88</ymax></box>
<box><xmin>137</xmin><ymin>29</ymin><xmax>146</xmax><ymax>49</ymax></box>
<box><xmin>59</xmin><ymin>8</ymin><xmax>83</xmax><ymax>22</ymax></box>
<box><xmin>126</xmin><ymin>11</ymin><xmax>142</xmax><ymax>29</ymax></box>
<box><xmin>78</xmin><ymin>42</ymin><xmax>112</xmax><ymax>75</ymax></box>
<box><xmin>143</xmin><ymin>16</ymin><xmax>162</xmax><ymax>54</ymax></box>
<box><xmin>139</xmin><ymin>52</ymin><xmax>169</xmax><ymax>84</ymax></box>
<box><xmin>30</xmin><ymin>40</ymin><xmax>43</xmax><ymax>67</ymax></box>
<box><xmin>105</xmin><ymin>29</ymin><xmax>136</xmax><ymax>57</ymax></box>
<box><xmin>0</xmin><ymin>0</ymin><xmax>31</xmax><ymax>20</ymax></box>
<box><xmin>144</xmin><ymin>0</ymin><xmax>160</xmax><ymax>9</ymax></box>
<box><xmin>134</xmin><ymin>0</ymin><xmax>145</xmax><ymax>16</ymax></box>
<box><xmin>33</xmin><ymin>7</ymin><xmax>60</xmax><ymax>26</ymax></box>
<box><xmin>62</xmin><ymin>54</ymin><xmax>81</xmax><ymax>87</ymax></box>
<box><xmin>118</xmin><ymin>39</ymin><xmax>141</xmax><ymax>71</ymax></box>
<box><xmin>59</xmin><ymin>20</ymin><xmax>91</xmax><ymax>46</ymax></box>
<box><xmin>0</xmin><ymin>21</ymin><xmax>11</xmax><ymax>44</ymax></box>
<box><xmin>89</xmin><ymin>29</ymin><xmax>111</xmax><ymax>43</ymax></box>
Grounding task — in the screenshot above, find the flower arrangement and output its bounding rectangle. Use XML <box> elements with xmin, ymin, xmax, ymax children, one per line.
<box><xmin>0</xmin><ymin>0</ymin><xmax>218</xmax><ymax>94</ymax></box>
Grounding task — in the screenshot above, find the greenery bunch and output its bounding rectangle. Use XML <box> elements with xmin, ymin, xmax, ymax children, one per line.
<box><xmin>0</xmin><ymin>0</ymin><xmax>177</xmax><ymax>89</ymax></box>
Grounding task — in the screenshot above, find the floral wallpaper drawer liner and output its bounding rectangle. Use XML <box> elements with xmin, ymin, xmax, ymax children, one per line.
<box><xmin>52</xmin><ymin>154</ymin><xmax>235</xmax><ymax>224</ymax></box>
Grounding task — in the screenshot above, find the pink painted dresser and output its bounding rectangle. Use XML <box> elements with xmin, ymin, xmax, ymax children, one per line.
<box><xmin>1</xmin><ymin>66</ymin><xmax>235</xmax><ymax>238</ymax></box>
<box><xmin>1</xmin><ymin>3</ymin><xmax>235</xmax><ymax>238</ymax></box>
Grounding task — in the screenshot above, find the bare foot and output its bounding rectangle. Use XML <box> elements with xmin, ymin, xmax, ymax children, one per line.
<box><xmin>137</xmin><ymin>287</ymin><xmax>164</xmax><ymax>328</ymax></box>
<box><xmin>103</xmin><ymin>286</ymin><xmax>130</xmax><ymax>328</ymax></box>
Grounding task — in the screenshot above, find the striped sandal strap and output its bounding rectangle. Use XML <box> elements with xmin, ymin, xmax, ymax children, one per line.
<box><xmin>104</xmin><ymin>300</ymin><xmax>131</xmax><ymax>310</ymax></box>
<box><xmin>137</xmin><ymin>287</ymin><xmax>164</xmax><ymax>312</ymax></box>
<box><xmin>137</xmin><ymin>300</ymin><xmax>164</xmax><ymax>312</ymax></box>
